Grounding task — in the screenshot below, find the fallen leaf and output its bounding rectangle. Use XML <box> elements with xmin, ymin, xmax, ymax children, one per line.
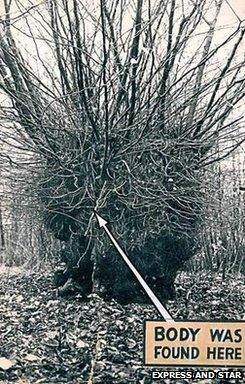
<box><xmin>45</xmin><ymin>331</ymin><xmax>58</xmax><ymax>339</ymax></box>
<box><xmin>126</xmin><ymin>338</ymin><xmax>137</xmax><ymax>349</ymax></box>
<box><xmin>0</xmin><ymin>357</ymin><xmax>14</xmax><ymax>370</ymax></box>
<box><xmin>44</xmin><ymin>339</ymin><xmax>59</xmax><ymax>347</ymax></box>
<box><xmin>76</xmin><ymin>340</ymin><xmax>86</xmax><ymax>348</ymax></box>
<box><xmin>24</xmin><ymin>354</ymin><xmax>40</xmax><ymax>362</ymax></box>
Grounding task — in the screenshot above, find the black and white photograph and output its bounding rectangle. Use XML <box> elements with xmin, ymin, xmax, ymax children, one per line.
<box><xmin>0</xmin><ymin>0</ymin><xmax>244</xmax><ymax>382</ymax></box>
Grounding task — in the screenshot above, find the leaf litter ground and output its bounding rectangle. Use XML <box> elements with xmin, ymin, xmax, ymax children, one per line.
<box><xmin>0</xmin><ymin>268</ymin><xmax>244</xmax><ymax>384</ymax></box>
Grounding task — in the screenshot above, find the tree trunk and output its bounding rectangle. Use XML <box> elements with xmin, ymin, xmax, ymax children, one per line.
<box><xmin>54</xmin><ymin>228</ymin><xmax>195</xmax><ymax>303</ymax></box>
<box><xmin>0</xmin><ymin>204</ymin><xmax>5</xmax><ymax>250</ymax></box>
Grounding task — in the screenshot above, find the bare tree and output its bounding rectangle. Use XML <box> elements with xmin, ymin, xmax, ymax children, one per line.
<box><xmin>0</xmin><ymin>0</ymin><xmax>244</xmax><ymax>301</ymax></box>
<box><xmin>192</xmin><ymin>148</ymin><xmax>245</xmax><ymax>277</ymax></box>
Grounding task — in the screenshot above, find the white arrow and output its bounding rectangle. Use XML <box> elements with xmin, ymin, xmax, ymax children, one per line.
<box><xmin>94</xmin><ymin>212</ymin><xmax>174</xmax><ymax>322</ymax></box>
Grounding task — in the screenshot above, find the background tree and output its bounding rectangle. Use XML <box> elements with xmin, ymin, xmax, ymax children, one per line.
<box><xmin>0</xmin><ymin>126</ymin><xmax>60</xmax><ymax>268</ymax></box>
<box><xmin>0</xmin><ymin>0</ymin><xmax>244</xmax><ymax>302</ymax></box>
<box><xmin>190</xmin><ymin>147</ymin><xmax>245</xmax><ymax>277</ymax></box>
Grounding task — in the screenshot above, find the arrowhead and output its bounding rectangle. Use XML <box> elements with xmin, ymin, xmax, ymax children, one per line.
<box><xmin>94</xmin><ymin>212</ymin><xmax>108</xmax><ymax>228</ymax></box>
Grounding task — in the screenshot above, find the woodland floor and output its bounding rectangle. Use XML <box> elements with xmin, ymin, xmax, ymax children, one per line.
<box><xmin>0</xmin><ymin>267</ymin><xmax>244</xmax><ymax>384</ymax></box>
